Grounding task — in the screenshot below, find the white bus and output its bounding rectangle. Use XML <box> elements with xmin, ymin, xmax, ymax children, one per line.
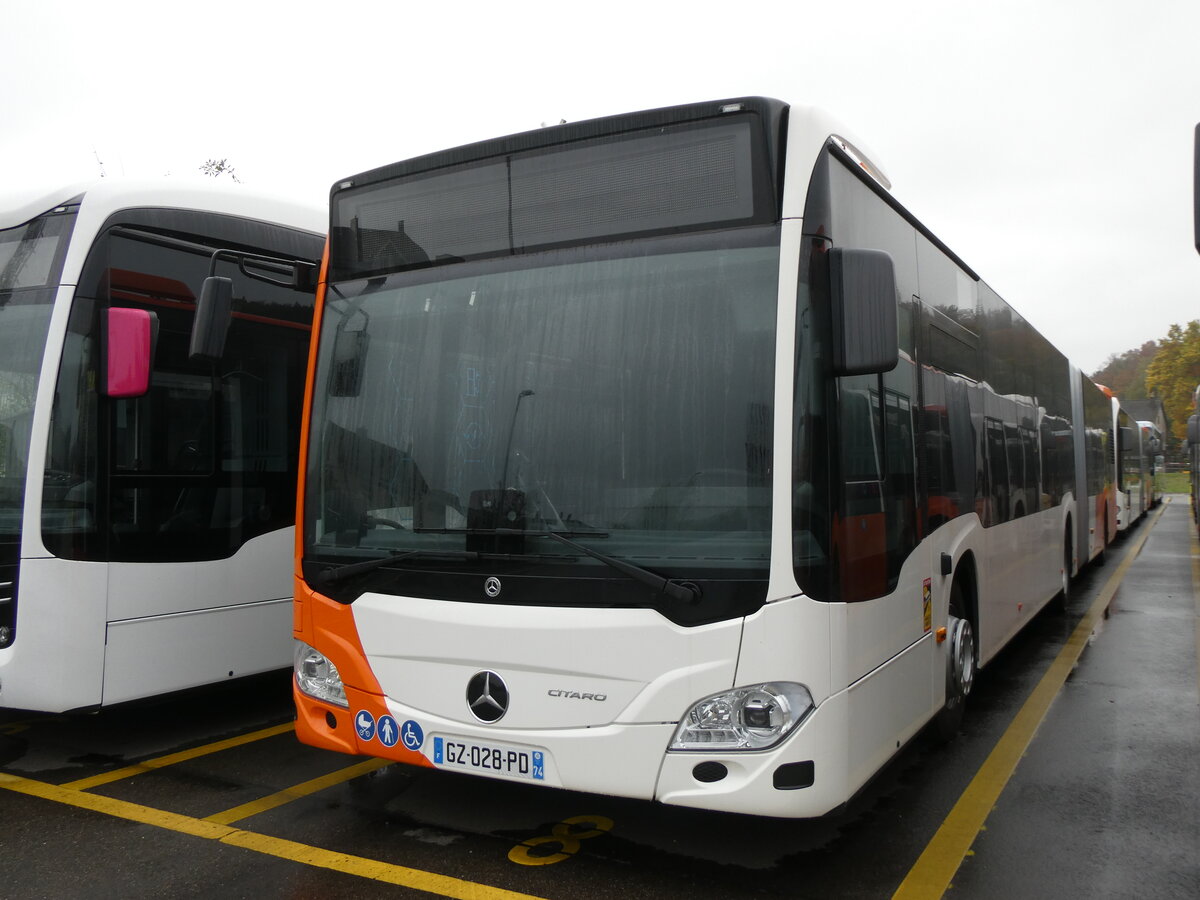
<box><xmin>0</xmin><ymin>179</ymin><xmax>323</xmax><ymax>712</ymax></box>
<box><xmin>1110</xmin><ymin>395</ymin><xmax>1147</xmax><ymax>531</ymax></box>
<box><xmin>292</xmin><ymin>98</ymin><xmax>1112</xmax><ymax>817</ymax></box>
<box><xmin>1071</xmin><ymin>367</ymin><xmax>1117</xmax><ymax>566</ymax></box>
<box><xmin>1189</xmin><ymin>386</ymin><xmax>1200</xmax><ymax>524</ymax></box>
<box><xmin>1137</xmin><ymin>420</ymin><xmax>1163</xmax><ymax>508</ymax></box>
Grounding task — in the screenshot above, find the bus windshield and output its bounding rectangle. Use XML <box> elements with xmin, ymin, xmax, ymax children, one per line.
<box><xmin>305</xmin><ymin>230</ymin><xmax>779</xmax><ymax>605</ymax></box>
<box><xmin>0</xmin><ymin>215</ymin><xmax>68</xmax><ymax>291</ymax></box>
<box><xmin>0</xmin><ymin>210</ymin><xmax>72</xmax><ymax>536</ymax></box>
<box><xmin>0</xmin><ymin>299</ymin><xmax>55</xmax><ymax>535</ymax></box>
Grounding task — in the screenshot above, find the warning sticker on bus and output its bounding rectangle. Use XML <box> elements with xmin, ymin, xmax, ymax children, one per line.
<box><xmin>429</xmin><ymin>734</ymin><xmax>547</xmax><ymax>782</ymax></box>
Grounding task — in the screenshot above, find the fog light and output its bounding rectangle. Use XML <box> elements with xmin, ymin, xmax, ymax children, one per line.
<box><xmin>671</xmin><ymin>683</ymin><xmax>813</xmax><ymax>751</ymax></box>
<box><xmin>294</xmin><ymin>641</ymin><xmax>348</xmax><ymax>708</ymax></box>
<box><xmin>693</xmin><ymin>761</ymin><xmax>728</xmax><ymax>783</ymax></box>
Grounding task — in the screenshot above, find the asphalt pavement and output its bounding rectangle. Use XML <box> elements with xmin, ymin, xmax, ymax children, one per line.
<box><xmin>1</xmin><ymin>498</ymin><xmax>1197</xmax><ymax>899</ymax></box>
<box><xmin>946</xmin><ymin>497</ymin><xmax>1199</xmax><ymax>898</ymax></box>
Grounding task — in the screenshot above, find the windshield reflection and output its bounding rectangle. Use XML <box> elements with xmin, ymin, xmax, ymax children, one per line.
<box><xmin>0</xmin><ymin>297</ymin><xmax>55</xmax><ymax>533</ymax></box>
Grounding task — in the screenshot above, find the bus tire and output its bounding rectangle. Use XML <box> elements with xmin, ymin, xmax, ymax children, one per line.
<box><xmin>1049</xmin><ymin>526</ymin><xmax>1071</xmax><ymax>615</ymax></box>
<box><xmin>936</xmin><ymin>577</ymin><xmax>976</xmax><ymax>741</ymax></box>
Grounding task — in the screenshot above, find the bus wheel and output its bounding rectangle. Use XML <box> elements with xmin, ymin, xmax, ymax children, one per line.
<box><xmin>936</xmin><ymin>579</ymin><xmax>976</xmax><ymax>741</ymax></box>
<box><xmin>1049</xmin><ymin>530</ymin><xmax>1071</xmax><ymax>615</ymax></box>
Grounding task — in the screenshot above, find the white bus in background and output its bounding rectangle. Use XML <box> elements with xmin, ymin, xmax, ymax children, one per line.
<box><xmin>1070</xmin><ymin>367</ymin><xmax>1117</xmax><ymax>564</ymax></box>
<box><xmin>1109</xmin><ymin>395</ymin><xmax>1147</xmax><ymax>531</ymax></box>
<box><xmin>1136</xmin><ymin>420</ymin><xmax>1163</xmax><ymax>508</ymax></box>
<box><xmin>0</xmin><ymin>179</ymin><xmax>324</xmax><ymax>712</ymax></box>
<box><xmin>1189</xmin><ymin>387</ymin><xmax>1200</xmax><ymax>524</ymax></box>
<box><xmin>292</xmin><ymin>98</ymin><xmax>1115</xmax><ymax>817</ymax></box>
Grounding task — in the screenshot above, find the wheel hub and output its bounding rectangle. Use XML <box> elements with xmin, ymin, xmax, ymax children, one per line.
<box><xmin>946</xmin><ymin>614</ymin><xmax>976</xmax><ymax>700</ymax></box>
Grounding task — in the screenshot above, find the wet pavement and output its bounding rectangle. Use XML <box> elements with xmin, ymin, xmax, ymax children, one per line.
<box><xmin>1</xmin><ymin>500</ymin><xmax>1196</xmax><ymax>899</ymax></box>
<box><xmin>947</xmin><ymin>498</ymin><xmax>1200</xmax><ymax>898</ymax></box>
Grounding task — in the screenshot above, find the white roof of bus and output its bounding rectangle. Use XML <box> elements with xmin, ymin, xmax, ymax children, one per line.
<box><xmin>1</xmin><ymin>177</ymin><xmax>326</xmax><ymax>287</ymax></box>
<box><xmin>0</xmin><ymin>176</ymin><xmax>325</xmax><ymax>237</ymax></box>
<box><xmin>781</xmin><ymin>105</ymin><xmax>892</xmax><ymax>218</ymax></box>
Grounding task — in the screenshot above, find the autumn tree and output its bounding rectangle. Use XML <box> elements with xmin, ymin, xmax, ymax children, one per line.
<box><xmin>1090</xmin><ymin>340</ymin><xmax>1158</xmax><ymax>399</ymax></box>
<box><xmin>1145</xmin><ymin>320</ymin><xmax>1200</xmax><ymax>444</ymax></box>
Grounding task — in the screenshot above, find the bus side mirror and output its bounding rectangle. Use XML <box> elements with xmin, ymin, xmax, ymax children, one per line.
<box><xmin>101</xmin><ymin>308</ymin><xmax>157</xmax><ymax>398</ymax></box>
<box><xmin>189</xmin><ymin>275</ymin><xmax>233</xmax><ymax>362</ymax></box>
<box><xmin>1193</xmin><ymin>123</ymin><xmax>1199</xmax><ymax>255</ymax></box>
<box><xmin>1188</xmin><ymin>415</ymin><xmax>1199</xmax><ymax>445</ymax></box>
<box><xmin>329</xmin><ymin>327</ymin><xmax>369</xmax><ymax>397</ymax></box>
<box><xmin>830</xmin><ymin>247</ymin><xmax>899</xmax><ymax>375</ymax></box>
<box><xmin>293</xmin><ymin>262</ymin><xmax>318</xmax><ymax>293</ymax></box>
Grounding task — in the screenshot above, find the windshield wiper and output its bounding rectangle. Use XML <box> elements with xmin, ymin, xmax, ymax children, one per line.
<box><xmin>357</xmin><ymin>527</ymin><xmax>701</xmax><ymax>605</ymax></box>
<box><xmin>411</xmin><ymin>526</ymin><xmax>608</xmax><ymax>537</ymax></box>
<box><xmin>312</xmin><ymin>549</ymin><xmax>478</xmax><ymax>586</ymax></box>
<box><xmin>496</xmin><ymin>528</ymin><xmax>701</xmax><ymax>605</ymax></box>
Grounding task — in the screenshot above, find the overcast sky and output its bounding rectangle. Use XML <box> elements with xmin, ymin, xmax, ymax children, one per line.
<box><xmin>3</xmin><ymin>0</ymin><xmax>1198</xmax><ymax>374</ymax></box>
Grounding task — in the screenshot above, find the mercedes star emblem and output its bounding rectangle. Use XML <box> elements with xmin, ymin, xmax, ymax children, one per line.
<box><xmin>466</xmin><ymin>670</ymin><xmax>509</xmax><ymax>723</ymax></box>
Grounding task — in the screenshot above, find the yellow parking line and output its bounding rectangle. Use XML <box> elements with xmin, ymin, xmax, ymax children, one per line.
<box><xmin>223</xmin><ymin>830</ymin><xmax>546</xmax><ymax>898</ymax></box>
<box><xmin>1</xmin><ymin>771</ymin><xmax>233</xmax><ymax>839</ymax></box>
<box><xmin>204</xmin><ymin>757</ymin><xmax>391</xmax><ymax>825</ymax></box>
<box><xmin>892</xmin><ymin>503</ymin><xmax>1164</xmax><ymax>900</ymax></box>
<box><xmin>63</xmin><ymin>722</ymin><xmax>295</xmax><ymax>791</ymax></box>
<box><xmin>0</xmin><ymin>771</ymin><xmax>547</xmax><ymax>900</ymax></box>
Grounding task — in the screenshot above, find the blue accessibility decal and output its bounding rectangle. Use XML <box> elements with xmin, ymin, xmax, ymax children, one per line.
<box><xmin>354</xmin><ymin>709</ymin><xmax>376</xmax><ymax>741</ymax></box>
<box><xmin>400</xmin><ymin>719</ymin><xmax>424</xmax><ymax>751</ymax></box>
<box><xmin>377</xmin><ymin>715</ymin><xmax>399</xmax><ymax>748</ymax></box>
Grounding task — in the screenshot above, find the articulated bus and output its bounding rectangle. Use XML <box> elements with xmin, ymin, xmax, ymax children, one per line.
<box><xmin>292</xmin><ymin>98</ymin><xmax>1115</xmax><ymax>817</ymax></box>
<box><xmin>0</xmin><ymin>179</ymin><xmax>323</xmax><ymax>712</ymax></box>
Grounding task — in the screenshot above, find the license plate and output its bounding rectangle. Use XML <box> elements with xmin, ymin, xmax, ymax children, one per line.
<box><xmin>430</xmin><ymin>735</ymin><xmax>547</xmax><ymax>781</ymax></box>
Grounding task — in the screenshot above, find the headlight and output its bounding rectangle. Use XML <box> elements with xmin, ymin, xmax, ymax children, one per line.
<box><xmin>670</xmin><ymin>682</ymin><xmax>814</xmax><ymax>751</ymax></box>
<box><xmin>294</xmin><ymin>641</ymin><xmax>348</xmax><ymax>708</ymax></box>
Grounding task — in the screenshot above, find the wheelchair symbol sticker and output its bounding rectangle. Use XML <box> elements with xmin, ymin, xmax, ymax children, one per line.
<box><xmin>400</xmin><ymin>719</ymin><xmax>424</xmax><ymax>751</ymax></box>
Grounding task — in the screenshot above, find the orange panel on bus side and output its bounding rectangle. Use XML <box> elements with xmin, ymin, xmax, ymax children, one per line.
<box><xmin>293</xmin><ymin>239</ymin><xmax>331</xmax><ymax>580</ymax></box>
<box><xmin>290</xmin><ymin>241</ymin><xmax>428</xmax><ymax>768</ymax></box>
<box><xmin>292</xmin><ymin>578</ymin><xmax>434</xmax><ymax>769</ymax></box>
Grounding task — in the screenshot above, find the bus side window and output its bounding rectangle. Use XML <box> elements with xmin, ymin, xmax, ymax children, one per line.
<box><xmin>1005</xmin><ymin>423</ymin><xmax>1024</xmax><ymax>518</ymax></box>
<box><xmin>44</xmin><ymin>225</ymin><xmax>313</xmax><ymax>563</ymax></box>
<box><xmin>919</xmin><ymin>371</ymin><xmax>950</xmax><ymax>534</ymax></box>
<box><xmin>985</xmin><ymin>417</ymin><xmax>1009</xmax><ymax>525</ymax></box>
<box><xmin>837</xmin><ymin>378</ymin><xmax>885</xmax><ymax>602</ymax></box>
<box><xmin>883</xmin><ymin>387</ymin><xmax>916</xmax><ymax>583</ymax></box>
<box><xmin>836</xmin><ymin>376</ymin><xmax>917</xmax><ymax>601</ymax></box>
